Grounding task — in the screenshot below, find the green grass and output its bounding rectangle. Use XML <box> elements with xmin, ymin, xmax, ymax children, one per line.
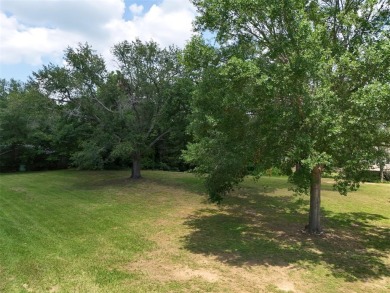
<box><xmin>0</xmin><ymin>170</ymin><xmax>389</xmax><ymax>292</ymax></box>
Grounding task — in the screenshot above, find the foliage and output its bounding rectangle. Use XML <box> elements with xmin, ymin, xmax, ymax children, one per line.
<box><xmin>359</xmin><ymin>170</ymin><xmax>390</xmax><ymax>182</ymax></box>
<box><xmin>70</xmin><ymin>141</ymin><xmax>105</xmax><ymax>170</ymax></box>
<box><xmin>0</xmin><ymin>79</ymin><xmax>64</xmax><ymax>171</ymax></box>
<box><xmin>184</xmin><ymin>0</ymin><xmax>390</xmax><ymax>203</ymax></box>
<box><xmin>34</xmin><ymin>40</ymin><xmax>192</xmax><ymax>175</ymax></box>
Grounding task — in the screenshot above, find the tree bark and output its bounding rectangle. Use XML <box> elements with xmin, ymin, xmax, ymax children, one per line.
<box><xmin>295</xmin><ymin>162</ymin><xmax>302</xmax><ymax>172</ymax></box>
<box><xmin>308</xmin><ymin>165</ymin><xmax>322</xmax><ymax>234</ymax></box>
<box><xmin>131</xmin><ymin>152</ymin><xmax>142</xmax><ymax>179</ymax></box>
<box><xmin>379</xmin><ymin>162</ymin><xmax>384</xmax><ymax>183</ymax></box>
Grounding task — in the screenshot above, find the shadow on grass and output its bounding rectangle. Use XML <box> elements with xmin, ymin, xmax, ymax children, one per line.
<box><xmin>182</xmin><ymin>188</ymin><xmax>390</xmax><ymax>282</ymax></box>
<box><xmin>65</xmin><ymin>170</ymin><xmax>389</xmax><ymax>281</ymax></box>
<box><xmin>69</xmin><ymin>170</ymin><xmax>207</xmax><ymax>195</ymax></box>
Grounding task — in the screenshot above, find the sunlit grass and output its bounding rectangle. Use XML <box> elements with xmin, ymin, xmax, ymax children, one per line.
<box><xmin>0</xmin><ymin>170</ymin><xmax>389</xmax><ymax>292</ymax></box>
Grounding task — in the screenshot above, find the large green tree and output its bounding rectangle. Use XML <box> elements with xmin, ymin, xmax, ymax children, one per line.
<box><xmin>35</xmin><ymin>40</ymin><xmax>190</xmax><ymax>178</ymax></box>
<box><xmin>111</xmin><ymin>40</ymin><xmax>190</xmax><ymax>177</ymax></box>
<box><xmin>184</xmin><ymin>0</ymin><xmax>390</xmax><ymax>233</ymax></box>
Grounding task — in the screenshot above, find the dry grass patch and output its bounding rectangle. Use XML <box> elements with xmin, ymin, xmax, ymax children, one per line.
<box><xmin>0</xmin><ymin>170</ymin><xmax>389</xmax><ymax>292</ymax></box>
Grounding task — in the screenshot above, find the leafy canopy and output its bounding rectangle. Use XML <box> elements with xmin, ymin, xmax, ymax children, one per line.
<box><xmin>34</xmin><ymin>40</ymin><xmax>190</xmax><ymax>172</ymax></box>
<box><xmin>184</xmin><ymin>0</ymin><xmax>390</xmax><ymax>202</ymax></box>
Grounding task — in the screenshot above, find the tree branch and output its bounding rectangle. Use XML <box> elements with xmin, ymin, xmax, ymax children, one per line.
<box><xmin>148</xmin><ymin>129</ymin><xmax>171</xmax><ymax>148</ymax></box>
<box><xmin>92</xmin><ymin>96</ymin><xmax>115</xmax><ymax>113</ymax></box>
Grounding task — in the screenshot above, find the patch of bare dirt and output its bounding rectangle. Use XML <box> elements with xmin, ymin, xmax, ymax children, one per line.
<box><xmin>48</xmin><ymin>285</ymin><xmax>60</xmax><ymax>293</ymax></box>
<box><xmin>127</xmin><ymin>259</ymin><xmax>220</xmax><ymax>282</ymax></box>
<box><xmin>122</xmin><ymin>190</ymin><xmax>307</xmax><ymax>292</ymax></box>
<box><xmin>22</xmin><ymin>284</ymin><xmax>33</xmax><ymax>292</ymax></box>
<box><xmin>126</xmin><ymin>257</ymin><xmax>305</xmax><ymax>292</ymax></box>
<box><xmin>276</xmin><ymin>280</ymin><xmax>297</xmax><ymax>292</ymax></box>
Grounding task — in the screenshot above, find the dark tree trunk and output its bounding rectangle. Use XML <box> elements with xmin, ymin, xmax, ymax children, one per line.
<box><xmin>308</xmin><ymin>165</ymin><xmax>322</xmax><ymax>234</ymax></box>
<box><xmin>131</xmin><ymin>152</ymin><xmax>141</xmax><ymax>179</ymax></box>
<box><xmin>13</xmin><ymin>144</ymin><xmax>19</xmax><ymax>172</ymax></box>
<box><xmin>295</xmin><ymin>162</ymin><xmax>302</xmax><ymax>172</ymax></box>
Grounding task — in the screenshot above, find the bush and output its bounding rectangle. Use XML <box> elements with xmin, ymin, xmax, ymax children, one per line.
<box><xmin>264</xmin><ymin>167</ymin><xmax>285</xmax><ymax>176</ymax></box>
<box><xmin>359</xmin><ymin>170</ymin><xmax>390</xmax><ymax>182</ymax></box>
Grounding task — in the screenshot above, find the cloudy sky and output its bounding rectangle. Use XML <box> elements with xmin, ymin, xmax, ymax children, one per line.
<box><xmin>0</xmin><ymin>0</ymin><xmax>197</xmax><ymax>81</ymax></box>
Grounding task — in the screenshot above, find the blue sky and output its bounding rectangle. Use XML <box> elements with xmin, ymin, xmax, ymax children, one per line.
<box><xmin>0</xmin><ymin>0</ymin><xmax>196</xmax><ymax>81</ymax></box>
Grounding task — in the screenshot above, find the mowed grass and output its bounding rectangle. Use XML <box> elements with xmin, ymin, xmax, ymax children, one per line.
<box><xmin>0</xmin><ymin>170</ymin><xmax>389</xmax><ymax>292</ymax></box>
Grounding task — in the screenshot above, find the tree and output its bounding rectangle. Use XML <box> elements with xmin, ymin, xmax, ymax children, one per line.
<box><xmin>33</xmin><ymin>43</ymin><xmax>110</xmax><ymax>170</ymax></box>
<box><xmin>0</xmin><ymin>79</ymin><xmax>61</xmax><ymax>171</ymax></box>
<box><xmin>184</xmin><ymin>0</ymin><xmax>390</xmax><ymax>233</ymax></box>
<box><xmin>111</xmin><ymin>39</ymin><xmax>189</xmax><ymax>178</ymax></box>
<box><xmin>35</xmin><ymin>40</ymin><xmax>190</xmax><ymax>178</ymax></box>
<box><xmin>375</xmin><ymin>144</ymin><xmax>390</xmax><ymax>183</ymax></box>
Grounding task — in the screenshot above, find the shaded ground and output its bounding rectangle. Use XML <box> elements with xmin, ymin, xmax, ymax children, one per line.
<box><xmin>183</xmin><ymin>192</ymin><xmax>390</xmax><ymax>281</ymax></box>
<box><xmin>1</xmin><ymin>170</ymin><xmax>389</xmax><ymax>292</ymax></box>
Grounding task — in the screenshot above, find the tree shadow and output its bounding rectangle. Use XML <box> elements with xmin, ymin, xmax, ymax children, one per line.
<box><xmin>66</xmin><ymin>171</ymin><xmax>390</xmax><ymax>281</ymax></box>
<box><xmin>69</xmin><ymin>170</ymin><xmax>207</xmax><ymax>195</ymax></box>
<box><xmin>182</xmin><ymin>187</ymin><xmax>390</xmax><ymax>282</ymax></box>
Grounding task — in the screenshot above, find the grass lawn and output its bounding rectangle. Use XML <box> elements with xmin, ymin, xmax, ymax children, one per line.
<box><xmin>0</xmin><ymin>170</ymin><xmax>389</xmax><ymax>292</ymax></box>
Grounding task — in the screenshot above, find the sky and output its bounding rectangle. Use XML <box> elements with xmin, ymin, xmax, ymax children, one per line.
<box><xmin>0</xmin><ymin>0</ymin><xmax>197</xmax><ymax>81</ymax></box>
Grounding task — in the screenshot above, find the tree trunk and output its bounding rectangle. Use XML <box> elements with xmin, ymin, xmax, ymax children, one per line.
<box><xmin>379</xmin><ymin>162</ymin><xmax>384</xmax><ymax>183</ymax></box>
<box><xmin>13</xmin><ymin>144</ymin><xmax>18</xmax><ymax>172</ymax></box>
<box><xmin>295</xmin><ymin>162</ymin><xmax>302</xmax><ymax>172</ymax></box>
<box><xmin>131</xmin><ymin>152</ymin><xmax>142</xmax><ymax>179</ymax></box>
<box><xmin>308</xmin><ymin>165</ymin><xmax>322</xmax><ymax>234</ymax></box>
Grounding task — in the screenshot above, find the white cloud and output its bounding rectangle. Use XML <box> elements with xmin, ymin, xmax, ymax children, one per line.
<box><xmin>0</xmin><ymin>0</ymin><xmax>124</xmax><ymax>36</ymax></box>
<box><xmin>0</xmin><ymin>12</ymin><xmax>80</xmax><ymax>65</ymax></box>
<box><xmin>131</xmin><ymin>0</ymin><xmax>196</xmax><ymax>47</ymax></box>
<box><xmin>0</xmin><ymin>0</ymin><xmax>196</xmax><ymax>72</ymax></box>
<box><xmin>129</xmin><ymin>4</ymin><xmax>144</xmax><ymax>15</ymax></box>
